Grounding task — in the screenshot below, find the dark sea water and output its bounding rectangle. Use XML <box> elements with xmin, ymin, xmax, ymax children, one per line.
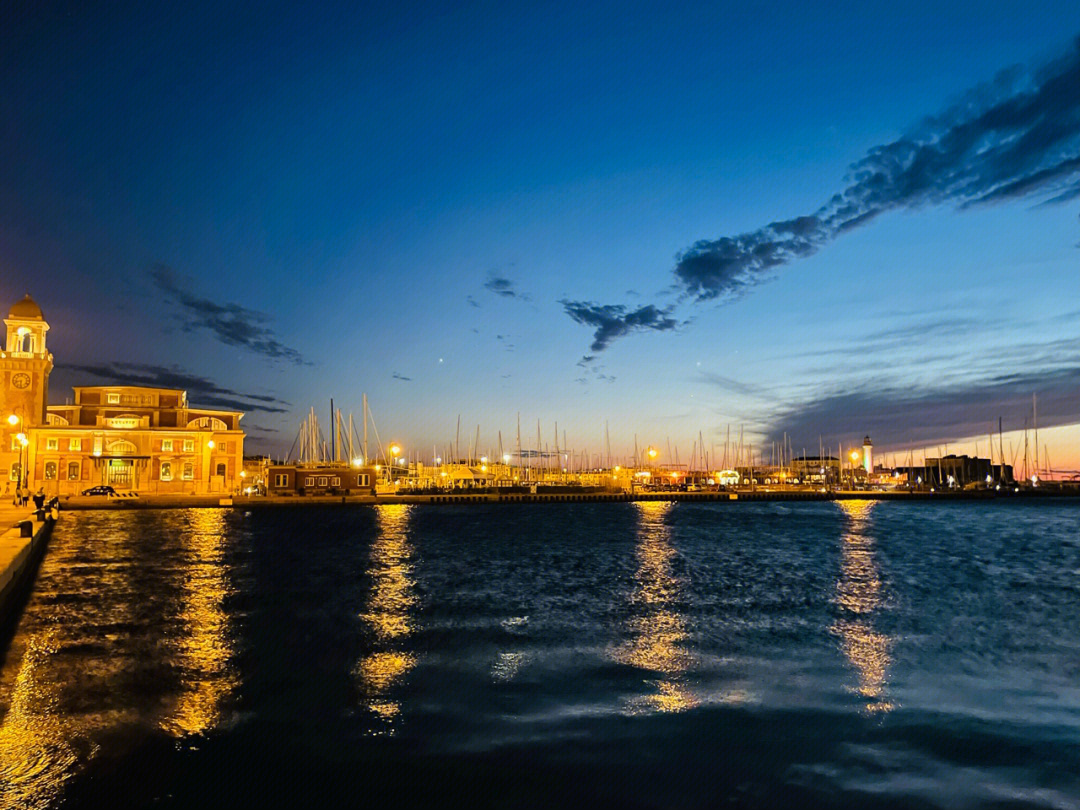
<box><xmin>1</xmin><ymin>500</ymin><xmax>1079</xmax><ymax>809</ymax></box>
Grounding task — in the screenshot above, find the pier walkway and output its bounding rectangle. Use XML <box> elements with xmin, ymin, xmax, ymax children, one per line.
<box><xmin>0</xmin><ymin>502</ymin><xmax>56</xmax><ymax>630</ymax></box>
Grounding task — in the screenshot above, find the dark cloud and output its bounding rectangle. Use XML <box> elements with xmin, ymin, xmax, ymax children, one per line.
<box><xmin>566</xmin><ymin>38</ymin><xmax>1080</xmax><ymax>352</ymax></box>
<box><xmin>392</xmin><ymin>372</ymin><xmax>412</xmax><ymax>381</ymax></box>
<box><xmin>676</xmin><ymin>38</ymin><xmax>1080</xmax><ymax>301</ymax></box>
<box><xmin>151</xmin><ymin>264</ymin><xmax>308</xmax><ymax>364</ymax></box>
<box><xmin>561</xmin><ymin>300</ymin><xmax>678</xmax><ymax>352</ymax></box>
<box><xmin>245</xmin><ymin>424</ymin><xmax>280</xmax><ymax>434</ymax></box>
<box><xmin>483</xmin><ymin>274</ymin><xmax>530</xmax><ymax>301</ymax></box>
<box><xmin>59</xmin><ymin>362</ymin><xmax>290</xmax><ymax>414</ymax></box>
<box><xmin>700</xmin><ymin>371</ymin><xmax>768</xmax><ymax>398</ymax></box>
<box><xmin>764</xmin><ymin>365</ymin><xmax>1080</xmax><ymax>453</ymax></box>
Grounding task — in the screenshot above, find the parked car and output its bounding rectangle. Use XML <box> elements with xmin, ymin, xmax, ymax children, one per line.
<box><xmin>81</xmin><ymin>485</ymin><xmax>116</xmax><ymax>496</ymax></box>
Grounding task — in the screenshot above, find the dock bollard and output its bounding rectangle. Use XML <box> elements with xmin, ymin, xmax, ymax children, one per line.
<box><xmin>19</xmin><ymin>521</ymin><xmax>32</xmax><ymax>538</ymax></box>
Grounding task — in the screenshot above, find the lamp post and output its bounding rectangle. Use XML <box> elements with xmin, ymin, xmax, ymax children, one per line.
<box><xmin>7</xmin><ymin>412</ymin><xmax>26</xmax><ymax>491</ymax></box>
<box><xmin>849</xmin><ymin>450</ymin><xmax>860</xmax><ymax>489</ymax></box>
<box><xmin>388</xmin><ymin>443</ymin><xmax>402</xmax><ymax>484</ymax></box>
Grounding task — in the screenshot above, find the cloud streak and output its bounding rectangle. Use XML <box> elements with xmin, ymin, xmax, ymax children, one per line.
<box><xmin>60</xmin><ymin>362</ymin><xmax>291</xmax><ymax>414</ymax></box>
<box><xmin>484</xmin><ymin>274</ymin><xmax>529</xmax><ymax>301</ymax></box>
<box><xmin>676</xmin><ymin>38</ymin><xmax>1080</xmax><ymax>300</ymax></box>
<box><xmin>565</xmin><ymin>36</ymin><xmax>1080</xmax><ymax>351</ymax></box>
<box><xmin>561</xmin><ymin>300</ymin><xmax>678</xmax><ymax>352</ymax></box>
<box><xmin>151</xmin><ymin>264</ymin><xmax>307</xmax><ymax>364</ymax></box>
<box><xmin>764</xmin><ymin>365</ymin><xmax>1080</xmax><ymax>454</ymax></box>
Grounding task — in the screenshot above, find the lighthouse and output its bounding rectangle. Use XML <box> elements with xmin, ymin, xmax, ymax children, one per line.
<box><xmin>862</xmin><ymin>436</ymin><xmax>873</xmax><ymax>475</ymax></box>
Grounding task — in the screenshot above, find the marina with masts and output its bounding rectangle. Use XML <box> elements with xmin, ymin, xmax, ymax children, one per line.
<box><xmin>222</xmin><ymin>395</ymin><xmax>1079</xmax><ymax>507</ymax></box>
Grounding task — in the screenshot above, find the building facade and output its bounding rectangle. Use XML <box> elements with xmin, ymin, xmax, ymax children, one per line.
<box><xmin>0</xmin><ymin>295</ymin><xmax>245</xmax><ymax>496</ymax></box>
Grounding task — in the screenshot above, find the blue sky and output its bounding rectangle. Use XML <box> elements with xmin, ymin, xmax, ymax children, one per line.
<box><xmin>2</xmin><ymin>1</ymin><xmax>1078</xmax><ymax>470</ymax></box>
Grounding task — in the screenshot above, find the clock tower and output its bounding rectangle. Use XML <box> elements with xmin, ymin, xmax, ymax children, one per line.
<box><xmin>1</xmin><ymin>294</ymin><xmax>52</xmax><ymax>427</ymax></box>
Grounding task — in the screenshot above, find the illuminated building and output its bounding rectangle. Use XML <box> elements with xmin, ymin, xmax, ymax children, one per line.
<box><xmin>0</xmin><ymin>295</ymin><xmax>245</xmax><ymax>495</ymax></box>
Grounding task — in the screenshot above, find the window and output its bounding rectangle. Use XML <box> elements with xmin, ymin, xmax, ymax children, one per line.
<box><xmin>44</xmin><ymin>461</ymin><xmax>56</xmax><ymax>480</ymax></box>
<box><xmin>318</xmin><ymin>476</ymin><xmax>328</xmax><ymax>486</ymax></box>
<box><xmin>182</xmin><ymin>462</ymin><xmax>194</xmax><ymax>480</ymax></box>
<box><xmin>357</xmin><ymin>474</ymin><xmax>369</xmax><ymax>487</ymax></box>
<box><xmin>46</xmin><ymin>438</ymin><xmax>58</xmax><ymax>451</ymax></box>
<box><xmin>161</xmin><ymin>461</ymin><xmax>173</xmax><ymax>481</ymax></box>
<box><xmin>69</xmin><ymin>438</ymin><xmax>81</xmax><ymax>451</ymax></box>
<box><xmin>9</xmin><ymin>463</ymin><xmax>19</xmax><ymax>482</ymax></box>
<box><xmin>10</xmin><ymin>436</ymin><xmax>20</xmax><ymax>451</ymax></box>
<box><xmin>331</xmin><ymin>477</ymin><xmax>340</xmax><ymax>486</ymax></box>
<box><xmin>183</xmin><ymin>440</ymin><xmax>194</xmax><ymax>453</ymax></box>
<box><xmin>67</xmin><ymin>461</ymin><xmax>79</xmax><ymax>480</ymax></box>
<box><xmin>273</xmin><ymin>473</ymin><xmax>288</xmax><ymax>487</ymax></box>
<box><xmin>162</xmin><ymin>439</ymin><xmax>173</xmax><ymax>452</ymax></box>
<box><xmin>216</xmin><ymin>463</ymin><xmax>226</xmax><ymax>477</ymax></box>
<box><xmin>305</xmin><ymin>476</ymin><xmax>314</xmax><ymax>486</ymax></box>
<box><xmin>107</xmin><ymin>393</ymin><xmax>120</xmax><ymax>404</ymax></box>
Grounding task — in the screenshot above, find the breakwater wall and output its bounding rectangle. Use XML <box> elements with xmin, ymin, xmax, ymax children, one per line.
<box><xmin>57</xmin><ymin>487</ymin><xmax>1077</xmax><ymax>510</ymax></box>
<box><xmin>0</xmin><ymin>512</ymin><xmax>55</xmax><ymax>632</ymax></box>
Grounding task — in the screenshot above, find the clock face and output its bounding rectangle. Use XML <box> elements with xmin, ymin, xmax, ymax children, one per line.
<box><xmin>12</xmin><ymin>373</ymin><xmax>29</xmax><ymax>390</ymax></box>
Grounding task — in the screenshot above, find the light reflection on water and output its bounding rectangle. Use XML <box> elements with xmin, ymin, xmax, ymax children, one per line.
<box><xmin>831</xmin><ymin>500</ymin><xmax>894</xmax><ymax>713</ymax></box>
<box><xmin>0</xmin><ymin>625</ymin><xmax>80</xmax><ymax>810</ymax></box>
<box><xmin>161</xmin><ymin>509</ymin><xmax>238</xmax><ymax>738</ymax></box>
<box><xmin>616</xmin><ymin>501</ymin><xmax>697</xmax><ymax>714</ymax></box>
<box><xmin>0</xmin><ymin>510</ymin><xmax>241</xmax><ymax>808</ymax></box>
<box><xmin>354</xmin><ymin>504</ymin><xmax>418</xmax><ymax>727</ymax></box>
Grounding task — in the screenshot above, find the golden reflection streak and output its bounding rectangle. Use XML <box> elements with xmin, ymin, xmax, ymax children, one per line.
<box><xmin>0</xmin><ymin>523</ymin><xmax>145</xmax><ymax>808</ymax></box>
<box><xmin>162</xmin><ymin>509</ymin><xmax>237</xmax><ymax>737</ymax></box>
<box><xmin>0</xmin><ymin>522</ymin><xmax>157</xmax><ymax>807</ymax></box>
<box><xmin>354</xmin><ymin>505</ymin><xmax>417</xmax><ymax>728</ymax></box>
<box><xmin>831</xmin><ymin>500</ymin><xmax>894</xmax><ymax>713</ymax></box>
<box><xmin>616</xmin><ymin>501</ymin><xmax>697</xmax><ymax>713</ymax></box>
<box><xmin>0</xmin><ymin>627</ymin><xmax>78</xmax><ymax>810</ymax></box>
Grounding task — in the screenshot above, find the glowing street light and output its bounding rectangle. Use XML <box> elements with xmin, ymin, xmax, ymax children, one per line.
<box><xmin>8</xmin><ymin>410</ymin><xmax>28</xmax><ymax>489</ymax></box>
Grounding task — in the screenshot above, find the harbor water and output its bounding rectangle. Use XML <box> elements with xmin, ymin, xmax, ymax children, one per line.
<box><xmin>1</xmin><ymin>500</ymin><xmax>1079</xmax><ymax>808</ymax></box>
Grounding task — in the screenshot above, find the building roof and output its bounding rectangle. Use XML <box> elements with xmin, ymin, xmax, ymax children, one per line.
<box><xmin>8</xmin><ymin>294</ymin><xmax>44</xmax><ymax>320</ymax></box>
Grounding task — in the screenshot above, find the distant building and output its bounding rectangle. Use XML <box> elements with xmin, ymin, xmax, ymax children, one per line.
<box><xmin>0</xmin><ymin>295</ymin><xmax>246</xmax><ymax>496</ymax></box>
<box><xmin>893</xmin><ymin>455</ymin><xmax>1014</xmax><ymax>488</ymax></box>
<box><xmin>790</xmin><ymin>455</ymin><xmax>842</xmax><ymax>485</ymax></box>
<box><xmin>266</xmin><ymin>462</ymin><xmax>376</xmax><ymax>495</ymax></box>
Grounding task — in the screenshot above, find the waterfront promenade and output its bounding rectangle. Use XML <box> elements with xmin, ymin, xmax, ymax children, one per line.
<box><xmin>0</xmin><ymin>502</ymin><xmax>54</xmax><ymax>629</ymax></box>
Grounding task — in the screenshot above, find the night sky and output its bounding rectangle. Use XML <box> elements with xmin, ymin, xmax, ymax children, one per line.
<box><xmin>3</xmin><ymin>2</ymin><xmax>1078</xmax><ymax>471</ymax></box>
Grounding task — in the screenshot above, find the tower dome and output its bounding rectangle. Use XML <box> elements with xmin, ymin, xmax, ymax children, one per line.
<box><xmin>8</xmin><ymin>294</ymin><xmax>44</xmax><ymax>320</ymax></box>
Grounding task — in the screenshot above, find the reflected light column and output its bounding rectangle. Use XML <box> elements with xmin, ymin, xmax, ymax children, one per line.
<box><xmin>163</xmin><ymin>509</ymin><xmax>238</xmax><ymax>737</ymax></box>
<box><xmin>354</xmin><ymin>504</ymin><xmax>418</xmax><ymax>729</ymax></box>
<box><xmin>616</xmin><ymin>501</ymin><xmax>697</xmax><ymax>713</ymax></box>
<box><xmin>831</xmin><ymin>500</ymin><xmax>894</xmax><ymax>713</ymax></box>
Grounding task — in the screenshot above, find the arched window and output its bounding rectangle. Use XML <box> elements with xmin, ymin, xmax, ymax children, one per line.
<box><xmin>160</xmin><ymin>461</ymin><xmax>173</xmax><ymax>481</ymax></box>
<box><xmin>107</xmin><ymin>440</ymin><xmax>138</xmax><ymax>455</ymax></box>
<box><xmin>187</xmin><ymin>416</ymin><xmax>228</xmax><ymax>431</ymax></box>
<box><xmin>67</xmin><ymin>462</ymin><xmax>80</xmax><ymax>480</ymax></box>
<box><xmin>46</xmin><ymin>414</ymin><xmax>69</xmax><ymax>426</ymax></box>
<box><xmin>44</xmin><ymin>461</ymin><xmax>57</xmax><ymax>480</ymax></box>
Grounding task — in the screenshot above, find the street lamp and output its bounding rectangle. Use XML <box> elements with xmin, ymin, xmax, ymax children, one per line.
<box><xmin>388</xmin><ymin>443</ymin><xmax>402</xmax><ymax>481</ymax></box>
<box><xmin>8</xmin><ymin>412</ymin><xmax>26</xmax><ymax>489</ymax></box>
<box><xmin>17</xmin><ymin>433</ymin><xmax>28</xmax><ymax>491</ymax></box>
<box><xmin>849</xmin><ymin>449</ymin><xmax>860</xmax><ymax>488</ymax></box>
